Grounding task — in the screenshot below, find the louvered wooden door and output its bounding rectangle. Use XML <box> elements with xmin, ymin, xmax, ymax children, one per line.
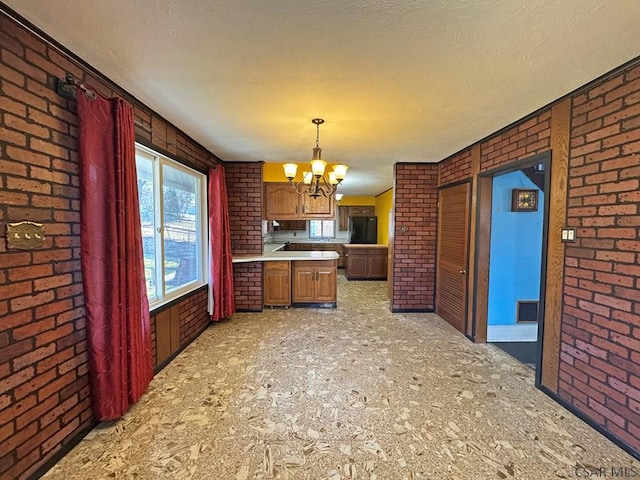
<box><xmin>436</xmin><ymin>182</ymin><xmax>470</xmax><ymax>333</ymax></box>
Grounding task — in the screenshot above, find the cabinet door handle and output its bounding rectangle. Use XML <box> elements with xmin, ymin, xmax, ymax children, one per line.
<box><xmin>302</xmin><ymin>204</ymin><xmax>306</xmax><ymax>214</ymax></box>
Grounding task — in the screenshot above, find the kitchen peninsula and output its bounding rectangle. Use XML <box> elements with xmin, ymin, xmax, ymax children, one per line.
<box><xmin>233</xmin><ymin>244</ymin><xmax>338</xmax><ymax>308</ymax></box>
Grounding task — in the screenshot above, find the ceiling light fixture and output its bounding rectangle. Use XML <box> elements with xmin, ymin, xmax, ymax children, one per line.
<box><xmin>283</xmin><ymin>118</ymin><xmax>348</xmax><ymax>198</ymax></box>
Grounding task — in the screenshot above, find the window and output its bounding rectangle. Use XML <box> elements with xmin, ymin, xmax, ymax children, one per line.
<box><xmin>309</xmin><ymin>220</ymin><xmax>335</xmax><ymax>239</ymax></box>
<box><xmin>135</xmin><ymin>144</ymin><xmax>207</xmax><ymax>307</ymax></box>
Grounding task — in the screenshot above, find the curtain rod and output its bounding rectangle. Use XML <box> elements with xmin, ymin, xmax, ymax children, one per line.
<box><xmin>58</xmin><ymin>74</ymin><xmax>96</xmax><ymax>99</ymax></box>
<box><xmin>55</xmin><ymin>73</ymin><xmax>152</xmax><ymax>133</ymax></box>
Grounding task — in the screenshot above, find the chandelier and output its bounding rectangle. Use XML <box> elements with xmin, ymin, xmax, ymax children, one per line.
<box><xmin>283</xmin><ymin>118</ymin><xmax>348</xmax><ymax>198</ymax></box>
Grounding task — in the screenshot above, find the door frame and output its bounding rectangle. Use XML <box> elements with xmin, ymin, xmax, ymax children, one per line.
<box><xmin>435</xmin><ymin>178</ymin><xmax>473</xmax><ymax>334</ymax></box>
<box><xmin>471</xmin><ymin>152</ymin><xmax>551</xmax><ymax>382</ymax></box>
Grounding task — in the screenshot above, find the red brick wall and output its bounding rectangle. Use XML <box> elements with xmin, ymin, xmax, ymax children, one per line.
<box><xmin>225</xmin><ymin>162</ymin><xmax>264</xmax><ymax>311</ymax></box>
<box><xmin>480</xmin><ymin>110</ymin><xmax>551</xmax><ymax>172</ymax></box>
<box><xmin>178</xmin><ymin>287</ymin><xmax>210</xmax><ymax>345</ymax></box>
<box><xmin>225</xmin><ymin>162</ymin><xmax>263</xmax><ymax>255</ymax></box>
<box><xmin>390</xmin><ymin>163</ymin><xmax>438</xmax><ymax>311</ymax></box>
<box><xmin>0</xmin><ymin>13</ymin><xmax>216</xmax><ymax>479</ymax></box>
<box><xmin>559</xmin><ymin>63</ymin><xmax>640</xmax><ymax>452</ymax></box>
<box><xmin>232</xmin><ymin>263</ymin><xmax>263</xmax><ymax>312</ymax></box>
<box><xmin>438</xmin><ymin>148</ymin><xmax>472</xmax><ymax>186</ymax></box>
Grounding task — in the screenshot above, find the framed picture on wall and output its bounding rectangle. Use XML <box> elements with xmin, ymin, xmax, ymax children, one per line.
<box><xmin>511</xmin><ymin>188</ymin><xmax>538</xmax><ymax>212</ymax></box>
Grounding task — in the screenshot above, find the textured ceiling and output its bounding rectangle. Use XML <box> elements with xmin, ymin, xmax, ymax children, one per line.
<box><xmin>5</xmin><ymin>0</ymin><xmax>640</xmax><ymax>195</ymax></box>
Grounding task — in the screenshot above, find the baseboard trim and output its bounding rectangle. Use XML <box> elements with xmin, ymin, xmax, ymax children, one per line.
<box><xmin>291</xmin><ymin>303</ymin><xmax>337</xmax><ymax>308</ymax></box>
<box><xmin>390</xmin><ymin>308</ymin><xmax>435</xmax><ymax>313</ymax></box>
<box><xmin>28</xmin><ymin>421</ymin><xmax>97</xmax><ymax>480</ymax></box>
<box><xmin>538</xmin><ymin>384</ymin><xmax>640</xmax><ymax>462</ymax></box>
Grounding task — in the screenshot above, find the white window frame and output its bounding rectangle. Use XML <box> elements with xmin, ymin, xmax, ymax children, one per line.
<box><xmin>309</xmin><ymin>220</ymin><xmax>335</xmax><ymax>239</ymax></box>
<box><xmin>136</xmin><ymin>143</ymin><xmax>208</xmax><ymax>310</ymax></box>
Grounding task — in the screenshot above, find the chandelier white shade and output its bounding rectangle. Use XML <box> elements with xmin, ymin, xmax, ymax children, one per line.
<box><xmin>283</xmin><ymin>118</ymin><xmax>348</xmax><ymax>198</ymax></box>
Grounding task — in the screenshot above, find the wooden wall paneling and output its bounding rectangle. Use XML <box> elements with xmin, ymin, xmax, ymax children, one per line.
<box><xmin>466</xmin><ymin>144</ymin><xmax>480</xmax><ymax>336</ymax></box>
<box><xmin>540</xmin><ymin>98</ymin><xmax>570</xmax><ymax>392</ymax></box>
<box><xmin>155</xmin><ymin>309</ymin><xmax>172</xmax><ymax>366</ymax></box>
<box><xmin>473</xmin><ymin>175</ymin><xmax>493</xmax><ymax>342</ymax></box>
<box><xmin>170</xmin><ymin>304</ymin><xmax>181</xmax><ymax>353</ymax></box>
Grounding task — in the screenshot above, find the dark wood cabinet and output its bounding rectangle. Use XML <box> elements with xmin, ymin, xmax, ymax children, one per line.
<box><xmin>349</xmin><ymin>206</ymin><xmax>375</xmax><ymax>216</ymax></box>
<box><xmin>346</xmin><ymin>254</ymin><xmax>367</xmax><ymax>277</ymax></box>
<box><xmin>264</xmin><ymin>261</ymin><xmax>291</xmax><ymax>306</ymax></box>
<box><xmin>338</xmin><ymin>205</ymin><xmax>375</xmax><ymax>231</ymax></box>
<box><xmin>265</xmin><ymin>183</ymin><xmax>334</xmax><ymax>220</ymax></box>
<box><xmin>336</xmin><ymin>244</ymin><xmax>346</xmax><ymax>269</ymax></box>
<box><xmin>338</xmin><ymin>206</ymin><xmax>349</xmax><ymax>231</ymax></box>
<box><xmin>344</xmin><ymin>245</ymin><xmax>388</xmax><ymax>280</ymax></box>
<box><xmin>293</xmin><ymin>260</ymin><xmax>337</xmax><ymax>304</ymax></box>
<box><xmin>276</xmin><ymin>220</ymin><xmax>306</xmax><ymax>231</ymax></box>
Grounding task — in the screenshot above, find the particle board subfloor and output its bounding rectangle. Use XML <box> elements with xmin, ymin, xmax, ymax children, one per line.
<box><xmin>43</xmin><ymin>276</ymin><xmax>638</xmax><ymax>479</ymax></box>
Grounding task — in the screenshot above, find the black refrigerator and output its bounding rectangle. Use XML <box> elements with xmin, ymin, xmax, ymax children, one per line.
<box><xmin>349</xmin><ymin>216</ymin><xmax>377</xmax><ymax>244</ymax></box>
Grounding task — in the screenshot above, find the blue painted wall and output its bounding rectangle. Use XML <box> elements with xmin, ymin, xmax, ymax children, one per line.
<box><xmin>487</xmin><ymin>170</ymin><xmax>544</xmax><ymax>326</ymax></box>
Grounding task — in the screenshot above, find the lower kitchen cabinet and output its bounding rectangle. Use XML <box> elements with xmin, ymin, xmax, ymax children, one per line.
<box><xmin>264</xmin><ymin>261</ymin><xmax>291</xmax><ymax>306</ymax></box>
<box><xmin>293</xmin><ymin>260</ymin><xmax>337</xmax><ymax>305</ymax></box>
<box><xmin>344</xmin><ymin>245</ymin><xmax>388</xmax><ymax>280</ymax></box>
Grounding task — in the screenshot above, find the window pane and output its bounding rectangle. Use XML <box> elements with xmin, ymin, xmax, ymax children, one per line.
<box><xmin>136</xmin><ymin>153</ymin><xmax>157</xmax><ymax>300</ymax></box>
<box><xmin>309</xmin><ymin>220</ymin><xmax>335</xmax><ymax>238</ymax></box>
<box><xmin>322</xmin><ymin>220</ymin><xmax>335</xmax><ymax>238</ymax></box>
<box><xmin>163</xmin><ymin>164</ymin><xmax>198</xmax><ymax>292</ymax></box>
<box><xmin>309</xmin><ymin>220</ymin><xmax>321</xmax><ymax>238</ymax></box>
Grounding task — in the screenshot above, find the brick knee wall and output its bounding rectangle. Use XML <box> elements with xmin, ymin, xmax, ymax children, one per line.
<box><xmin>233</xmin><ymin>263</ymin><xmax>263</xmax><ymax>312</ymax></box>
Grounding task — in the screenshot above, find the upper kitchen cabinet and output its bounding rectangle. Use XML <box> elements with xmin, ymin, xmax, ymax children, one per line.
<box><xmin>264</xmin><ymin>183</ymin><xmax>299</xmax><ymax>218</ymax></box>
<box><xmin>349</xmin><ymin>206</ymin><xmax>375</xmax><ymax>216</ymax></box>
<box><xmin>338</xmin><ymin>206</ymin><xmax>349</xmax><ymax>231</ymax></box>
<box><xmin>264</xmin><ymin>182</ymin><xmax>334</xmax><ymax>220</ymax></box>
<box><xmin>301</xmin><ymin>190</ymin><xmax>335</xmax><ymax>218</ymax></box>
<box><xmin>338</xmin><ymin>205</ymin><xmax>376</xmax><ymax>230</ymax></box>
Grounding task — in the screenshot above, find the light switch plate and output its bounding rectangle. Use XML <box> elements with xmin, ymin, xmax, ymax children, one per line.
<box><xmin>7</xmin><ymin>221</ymin><xmax>46</xmax><ymax>249</ymax></box>
<box><xmin>561</xmin><ymin>227</ymin><xmax>576</xmax><ymax>243</ymax></box>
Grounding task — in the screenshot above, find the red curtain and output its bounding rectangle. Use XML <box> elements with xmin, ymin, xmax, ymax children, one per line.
<box><xmin>208</xmin><ymin>165</ymin><xmax>235</xmax><ymax>320</ymax></box>
<box><xmin>77</xmin><ymin>91</ymin><xmax>153</xmax><ymax>420</ymax></box>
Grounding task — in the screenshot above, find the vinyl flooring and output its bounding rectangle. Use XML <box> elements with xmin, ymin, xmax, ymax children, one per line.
<box><xmin>42</xmin><ymin>275</ymin><xmax>638</xmax><ymax>479</ymax></box>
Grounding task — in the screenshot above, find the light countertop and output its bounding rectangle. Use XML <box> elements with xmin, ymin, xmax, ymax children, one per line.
<box><xmin>232</xmin><ymin>246</ymin><xmax>339</xmax><ymax>264</ymax></box>
<box><xmin>342</xmin><ymin>243</ymin><xmax>388</xmax><ymax>248</ymax></box>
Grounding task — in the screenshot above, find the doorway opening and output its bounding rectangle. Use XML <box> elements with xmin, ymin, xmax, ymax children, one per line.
<box><xmin>474</xmin><ymin>153</ymin><xmax>550</xmax><ymax>372</ymax></box>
